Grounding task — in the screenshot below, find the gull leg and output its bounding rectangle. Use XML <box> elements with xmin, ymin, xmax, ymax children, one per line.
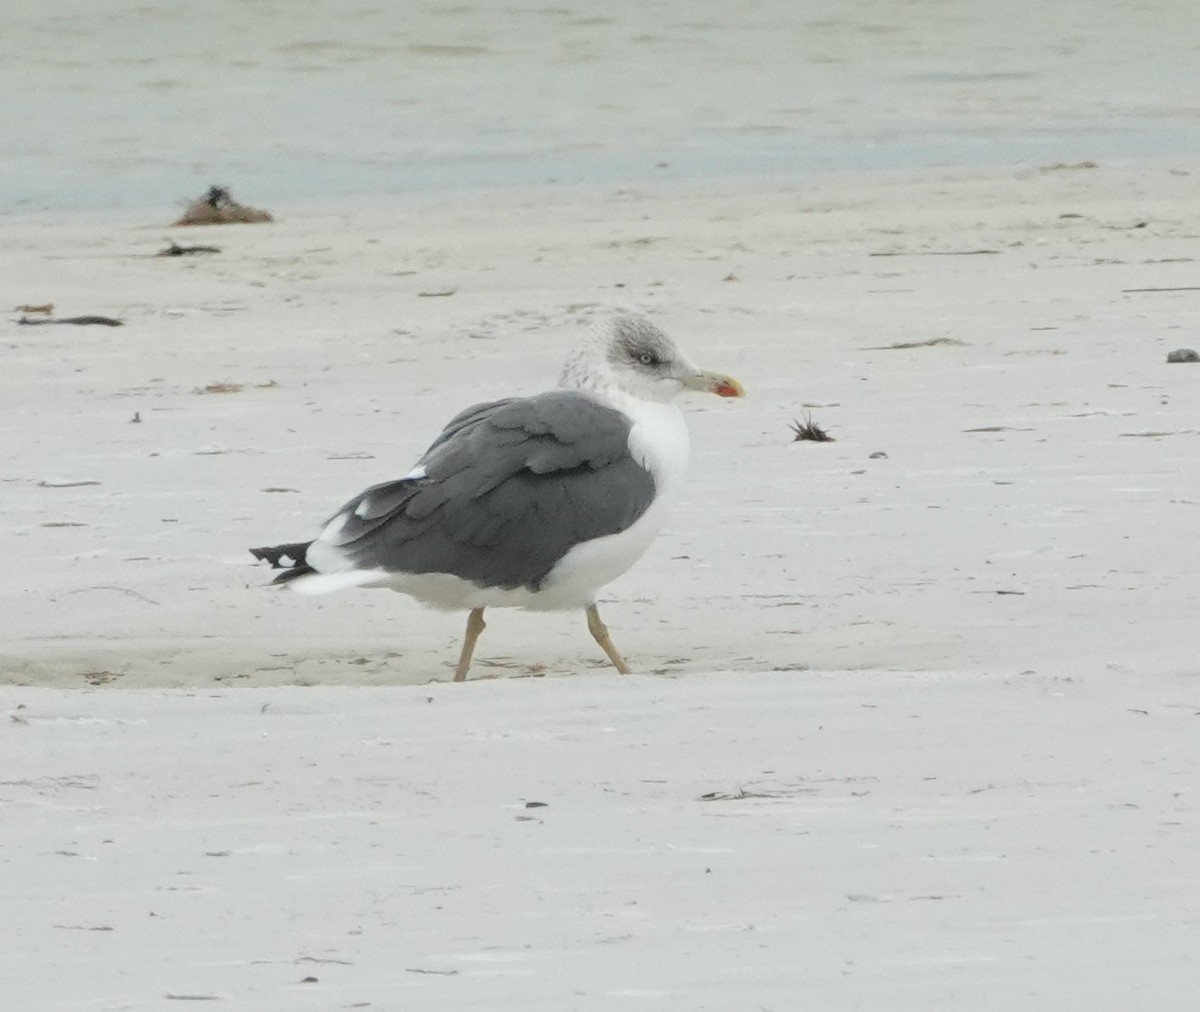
<box><xmin>454</xmin><ymin>607</ymin><xmax>487</xmax><ymax>682</ymax></box>
<box><xmin>586</xmin><ymin>604</ymin><xmax>631</xmax><ymax>674</ymax></box>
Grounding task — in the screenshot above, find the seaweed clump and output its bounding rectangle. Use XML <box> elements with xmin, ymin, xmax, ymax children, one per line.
<box><xmin>174</xmin><ymin>185</ymin><xmax>273</xmax><ymax>226</ymax></box>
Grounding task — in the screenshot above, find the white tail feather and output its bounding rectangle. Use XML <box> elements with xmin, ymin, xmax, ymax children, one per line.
<box><xmin>287</xmin><ymin>569</ymin><xmax>389</xmax><ymax>595</ymax></box>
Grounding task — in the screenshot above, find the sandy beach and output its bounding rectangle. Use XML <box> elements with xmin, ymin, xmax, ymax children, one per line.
<box><xmin>6</xmin><ymin>671</ymin><xmax>1198</xmax><ymax>1009</ymax></box>
<box><xmin>4</xmin><ymin>1</ymin><xmax>1200</xmax><ymax>1007</ymax></box>
<box><xmin>4</xmin><ymin>158</ymin><xmax>1200</xmax><ymax>1009</ymax></box>
<box><xmin>4</xmin><ymin>160</ymin><xmax>1198</xmax><ymax>687</ymax></box>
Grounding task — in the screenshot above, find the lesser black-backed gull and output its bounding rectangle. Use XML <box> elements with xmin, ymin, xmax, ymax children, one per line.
<box><xmin>251</xmin><ymin>315</ymin><xmax>744</xmax><ymax>680</ymax></box>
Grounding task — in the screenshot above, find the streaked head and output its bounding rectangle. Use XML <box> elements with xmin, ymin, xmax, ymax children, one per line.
<box><xmin>562</xmin><ymin>314</ymin><xmax>745</xmax><ymax>404</ymax></box>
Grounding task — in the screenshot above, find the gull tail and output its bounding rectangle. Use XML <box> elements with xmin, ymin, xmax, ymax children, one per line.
<box><xmin>250</xmin><ymin>540</ymin><xmax>384</xmax><ymax>595</ymax></box>
<box><xmin>250</xmin><ymin>541</ymin><xmax>315</xmax><ymax>585</ymax></box>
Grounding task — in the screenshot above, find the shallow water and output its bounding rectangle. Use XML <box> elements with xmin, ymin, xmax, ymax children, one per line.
<box><xmin>2</xmin><ymin>0</ymin><xmax>1197</xmax><ymax>211</ymax></box>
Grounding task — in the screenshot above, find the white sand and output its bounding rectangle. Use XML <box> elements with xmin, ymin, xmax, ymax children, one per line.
<box><xmin>4</xmin><ymin>160</ymin><xmax>1198</xmax><ymax>686</ymax></box>
<box><xmin>4</xmin><ymin>160</ymin><xmax>1200</xmax><ymax>1006</ymax></box>
<box><xmin>4</xmin><ymin>672</ymin><xmax>1199</xmax><ymax>1008</ymax></box>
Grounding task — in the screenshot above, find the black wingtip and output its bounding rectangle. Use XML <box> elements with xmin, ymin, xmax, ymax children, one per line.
<box><xmin>250</xmin><ymin>541</ymin><xmax>315</xmax><ymax>584</ymax></box>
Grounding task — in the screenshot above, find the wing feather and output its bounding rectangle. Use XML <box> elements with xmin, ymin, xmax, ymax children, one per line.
<box><xmin>309</xmin><ymin>391</ymin><xmax>656</xmax><ymax>591</ymax></box>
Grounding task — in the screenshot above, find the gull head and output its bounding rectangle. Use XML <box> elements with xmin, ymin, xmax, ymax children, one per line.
<box><xmin>561</xmin><ymin>315</ymin><xmax>745</xmax><ymax>404</ymax></box>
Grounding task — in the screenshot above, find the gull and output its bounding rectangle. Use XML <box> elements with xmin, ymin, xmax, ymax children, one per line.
<box><xmin>251</xmin><ymin>314</ymin><xmax>744</xmax><ymax>680</ymax></box>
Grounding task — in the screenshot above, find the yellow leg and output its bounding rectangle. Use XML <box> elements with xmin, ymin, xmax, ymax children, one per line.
<box><xmin>454</xmin><ymin>607</ymin><xmax>487</xmax><ymax>682</ymax></box>
<box><xmin>586</xmin><ymin>604</ymin><xmax>631</xmax><ymax>674</ymax></box>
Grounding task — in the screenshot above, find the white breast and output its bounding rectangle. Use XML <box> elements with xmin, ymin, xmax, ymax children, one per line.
<box><xmin>620</xmin><ymin>395</ymin><xmax>692</xmax><ymax>492</ymax></box>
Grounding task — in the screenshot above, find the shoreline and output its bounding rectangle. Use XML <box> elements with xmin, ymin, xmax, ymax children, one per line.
<box><xmin>4</xmin><ymin>130</ymin><xmax>1200</xmax><ymax>219</ymax></box>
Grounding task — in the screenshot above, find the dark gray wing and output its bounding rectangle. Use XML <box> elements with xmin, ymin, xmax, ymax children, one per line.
<box><xmin>316</xmin><ymin>390</ymin><xmax>657</xmax><ymax>591</ymax></box>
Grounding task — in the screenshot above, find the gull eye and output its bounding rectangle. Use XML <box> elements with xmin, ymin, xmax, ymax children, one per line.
<box><xmin>637</xmin><ymin>351</ymin><xmax>656</xmax><ymax>366</ymax></box>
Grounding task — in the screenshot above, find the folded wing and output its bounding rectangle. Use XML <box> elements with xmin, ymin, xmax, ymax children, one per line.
<box><xmin>298</xmin><ymin>390</ymin><xmax>657</xmax><ymax>592</ymax></box>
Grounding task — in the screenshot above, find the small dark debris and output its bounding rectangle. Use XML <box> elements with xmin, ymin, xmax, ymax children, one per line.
<box><xmin>417</xmin><ymin>289</ymin><xmax>457</xmax><ymax>298</ymax></box>
<box><xmin>790</xmin><ymin>414</ymin><xmax>834</xmax><ymax>442</ymax></box>
<box><xmin>157</xmin><ymin>241</ymin><xmax>222</xmax><ymax>257</ymax></box>
<box><xmin>19</xmin><ymin>315</ymin><xmax>123</xmax><ymax>327</ymax></box>
<box><xmin>964</xmin><ymin>425</ymin><xmax>1032</xmax><ymax>433</ymax></box>
<box><xmin>1167</xmin><ymin>348</ymin><xmax>1200</xmax><ymax>363</ymax></box>
<box><xmin>38</xmin><ymin>479</ymin><xmax>101</xmax><ymax>488</ymax></box>
<box><xmin>869</xmin><ymin>450</ymin><xmax>888</xmax><ymax>459</ymax></box>
<box><xmin>524</xmin><ymin>801</ymin><xmax>549</xmax><ymax>809</ymax></box>
<box><xmin>698</xmin><ymin>787</ymin><xmax>801</xmax><ymax>801</ymax></box>
<box><xmin>1039</xmin><ymin>160</ymin><xmax>1097</xmax><ymax>172</ymax></box>
<box><xmin>131</xmin><ymin>412</ymin><xmax>142</xmax><ymax>423</ymax></box>
<box><xmin>869</xmin><ymin>249</ymin><xmax>998</xmax><ymax>258</ymax></box>
<box><xmin>1123</xmin><ymin>285</ymin><xmax>1200</xmax><ymax>293</ymax></box>
<box><xmin>15</xmin><ymin>303</ymin><xmax>53</xmax><ymax>314</ymax></box>
<box><xmin>865</xmin><ymin>337</ymin><xmax>966</xmax><ymax>350</ymax></box>
<box><xmin>300</xmin><ymin>976</ymin><xmax>319</xmax><ymax>984</ymax></box>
